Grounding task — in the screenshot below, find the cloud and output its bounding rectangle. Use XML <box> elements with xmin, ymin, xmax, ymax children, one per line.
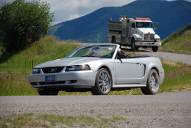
<box><xmin>45</xmin><ymin>0</ymin><xmax>191</xmax><ymax>24</ymax></box>
<box><xmin>43</xmin><ymin>0</ymin><xmax>135</xmax><ymax>24</ymax></box>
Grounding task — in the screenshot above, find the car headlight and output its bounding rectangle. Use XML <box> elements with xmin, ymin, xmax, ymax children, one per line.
<box><xmin>65</xmin><ymin>65</ymin><xmax>91</xmax><ymax>72</ymax></box>
<box><xmin>32</xmin><ymin>68</ymin><xmax>41</xmax><ymax>74</ymax></box>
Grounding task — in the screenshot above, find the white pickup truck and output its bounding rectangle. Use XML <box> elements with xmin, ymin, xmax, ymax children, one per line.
<box><xmin>108</xmin><ymin>17</ymin><xmax>161</xmax><ymax>52</ymax></box>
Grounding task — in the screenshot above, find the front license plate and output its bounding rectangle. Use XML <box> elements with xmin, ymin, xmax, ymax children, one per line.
<box><xmin>45</xmin><ymin>75</ymin><xmax>55</xmax><ymax>82</ymax></box>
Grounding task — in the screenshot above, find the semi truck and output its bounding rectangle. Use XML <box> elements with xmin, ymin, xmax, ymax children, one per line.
<box><xmin>108</xmin><ymin>17</ymin><xmax>161</xmax><ymax>52</ymax></box>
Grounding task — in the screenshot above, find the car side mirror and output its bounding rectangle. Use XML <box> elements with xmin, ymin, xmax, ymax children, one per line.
<box><xmin>116</xmin><ymin>54</ymin><xmax>123</xmax><ymax>63</ymax></box>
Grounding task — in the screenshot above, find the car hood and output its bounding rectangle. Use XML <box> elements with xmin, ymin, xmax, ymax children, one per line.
<box><xmin>34</xmin><ymin>57</ymin><xmax>103</xmax><ymax>68</ymax></box>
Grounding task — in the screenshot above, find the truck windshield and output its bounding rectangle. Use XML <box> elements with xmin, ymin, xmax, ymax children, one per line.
<box><xmin>136</xmin><ymin>22</ymin><xmax>152</xmax><ymax>28</ymax></box>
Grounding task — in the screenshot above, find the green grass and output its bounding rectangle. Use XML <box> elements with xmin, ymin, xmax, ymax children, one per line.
<box><xmin>162</xmin><ymin>24</ymin><xmax>191</xmax><ymax>54</ymax></box>
<box><xmin>0</xmin><ymin>36</ymin><xmax>81</xmax><ymax>95</ymax></box>
<box><xmin>0</xmin><ymin>113</ymin><xmax>128</xmax><ymax>128</ymax></box>
<box><xmin>159</xmin><ymin>61</ymin><xmax>191</xmax><ymax>92</ymax></box>
<box><xmin>0</xmin><ymin>36</ymin><xmax>191</xmax><ymax>95</ymax></box>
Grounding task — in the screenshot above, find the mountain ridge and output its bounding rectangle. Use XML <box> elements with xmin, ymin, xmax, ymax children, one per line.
<box><xmin>49</xmin><ymin>0</ymin><xmax>191</xmax><ymax>43</ymax></box>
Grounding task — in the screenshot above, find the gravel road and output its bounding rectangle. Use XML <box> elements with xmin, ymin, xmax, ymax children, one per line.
<box><xmin>0</xmin><ymin>91</ymin><xmax>191</xmax><ymax>128</ymax></box>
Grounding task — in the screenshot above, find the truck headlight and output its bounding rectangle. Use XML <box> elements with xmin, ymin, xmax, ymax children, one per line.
<box><xmin>32</xmin><ymin>68</ymin><xmax>41</xmax><ymax>74</ymax></box>
<box><xmin>135</xmin><ymin>38</ymin><xmax>142</xmax><ymax>41</ymax></box>
<box><xmin>155</xmin><ymin>38</ymin><xmax>160</xmax><ymax>42</ymax></box>
<box><xmin>65</xmin><ymin>65</ymin><xmax>91</xmax><ymax>72</ymax></box>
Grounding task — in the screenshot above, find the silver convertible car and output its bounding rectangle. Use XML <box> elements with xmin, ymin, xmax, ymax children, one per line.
<box><xmin>29</xmin><ymin>44</ymin><xmax>164</xmax><ymax>95</ymax></box>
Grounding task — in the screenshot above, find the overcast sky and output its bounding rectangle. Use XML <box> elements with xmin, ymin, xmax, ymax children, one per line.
<box><xmin>42</xmin><ymin>0</ymin><xmax>191</xmax><ymax>24</ymax></box>
<box><xmin>44</xmin><ymin>0</ymin><xmax>135</xmax><ymax>24</ymax></box>
<box><xmin>1</xmin><ymin>0</ymin><xmax>191</xmax><ymax>25</ymax></box>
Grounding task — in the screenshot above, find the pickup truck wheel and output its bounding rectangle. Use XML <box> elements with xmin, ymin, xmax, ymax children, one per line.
<box><xmin>141</xmin><ymin>69</ymin><xmax>160</xmax><ymax>95</ymax></box>
<box><xmin>92</xmin><ymin>68</ymin><xmax>112</xmax><ymax>95</ymax></box>
<box><xmin>38</xmin><ymin>89</ymin><xmax>58</xmax><ymax>95</ymax></box>
<box><xmin>152</xmin><ymin>47</ymin><xmax>158</xmax><ymax>52</ymax></box>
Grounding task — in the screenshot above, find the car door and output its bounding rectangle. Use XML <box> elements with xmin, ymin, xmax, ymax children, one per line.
<box><xmin>115</xmin><ymin>58</ymin><xmax>145</xmax><ymax>84</ymax></box>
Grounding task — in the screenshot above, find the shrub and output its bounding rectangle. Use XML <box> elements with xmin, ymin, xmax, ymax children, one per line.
<box><xmin>0</xmin><ymin>0</ymin><xmax>53</xmax><ymax>52</ymax></box>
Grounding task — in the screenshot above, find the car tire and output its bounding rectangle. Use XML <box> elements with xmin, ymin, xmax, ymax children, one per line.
<box><xmin>152</xmin><ymin>47</ymin><xmax>158</xmax><ymax>52</ymax></box>
<box><xmin>38</xmin><ymin>89</ymin><xmax>58</xmax><ymax>95</ymax></box>
<box><xmin>91</xmin><ymin>68</ymin><xmax>112</xmax><ymax>95</ymax></box>
<box><xmin>141</xmin><ymin>69</ymin><xmax>160</xmax><ymax>95</ymax></box>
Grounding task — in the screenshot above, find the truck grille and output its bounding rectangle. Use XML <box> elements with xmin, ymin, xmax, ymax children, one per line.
<box><xmin>144</xmin><ymin>34</ymin><xmax>154</xmax><ymax>40</ymax></box>
<box><xmin>42</xmin><ymin>67</ymin><xmax>64</xmax><ymax>73</ymax></box>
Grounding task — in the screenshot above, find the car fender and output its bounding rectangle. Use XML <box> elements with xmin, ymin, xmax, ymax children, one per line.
<box><xmin>94</xmin><ymin>63</ymin><xmax>115</xmax><ymax>86</ymax></box>
<box><xmin>145</xmin><ymin>58</ymin><xmax>164</xmax><ymax>84</ymax></box>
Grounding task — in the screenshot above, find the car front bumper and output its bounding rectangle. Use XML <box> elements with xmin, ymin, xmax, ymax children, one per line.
<box><xmin>135</xmin><ymin>41</ymin><xmax>161</xmax><ymax>47</ymax></box>
<box><xmin>28</xmin><ymin>70</ymin><xmax>96</xmax><ymax>89</ymax></box>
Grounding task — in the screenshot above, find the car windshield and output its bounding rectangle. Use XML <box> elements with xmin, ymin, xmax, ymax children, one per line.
<box><xmin>69</xmin><ymin>45</ymin><xmax>116</xmax><ymax>58</ymax></box>
<box><xmin>136</xmin><ymin>22</ymin><xmax>152</xmax><ymax>28</ymax></box>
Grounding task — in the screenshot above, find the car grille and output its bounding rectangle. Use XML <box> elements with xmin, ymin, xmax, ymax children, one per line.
<box><xmin>42</xmin><ymin>67</ymin><xmax>64</xmax><ymax>73</ymax></box>
<box><xmin>31</xmin><ymin>80</ymin><xmax>77</xmax><ymax>85</ymax></box>
<box><xmin>31</xmin><ymin>81</ymin><xmax>66</xmax><ymax>85</ymax></box>
<box><xmin>144</xmin><ymin>34</ymin><xmax>154</xmax><ymax>40</ymax></box>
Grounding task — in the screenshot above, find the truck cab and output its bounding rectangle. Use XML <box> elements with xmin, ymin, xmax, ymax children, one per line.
<box><xmin>108</xmin><ymin>17</ymin><xmax>161</xmax><ymax>52</ymax></box>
